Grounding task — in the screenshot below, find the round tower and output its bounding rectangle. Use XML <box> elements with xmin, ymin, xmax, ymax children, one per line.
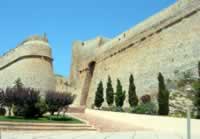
<box><xmin>0</xmin><ymin>35</ymin><xmax>56</xmax><ymax>95</ymax></box>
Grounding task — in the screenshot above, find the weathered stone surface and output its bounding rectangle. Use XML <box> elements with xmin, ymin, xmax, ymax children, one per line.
<box><xmin>0</xmin><ymin>35</ymin><xmax>56</xmax><ymax>95</ymax></box>
<box><xmin>69</xmin><ymin>0</ymin><xmax>200</xmax><ymax>107</ymax></box>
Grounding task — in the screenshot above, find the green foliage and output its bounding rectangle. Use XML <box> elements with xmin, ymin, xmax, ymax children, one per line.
<box><xmin>13</xmin><ymin>88</ymin><xmax>42</xmax><ymax>118</ymax></box>
<box><xmin>193</xmin><ymin>61</ymin><xmax>200</xmax><ymax>118</ymax></box>
<box><xmin>35</xmin><ymin>99</ymin><xmax>48</xmax><ymax>117</ymax></box>
<box><xmin>106</xmin><ymin>76</ymin><xmax>114</xmax><ymax>106</ymax></box>
<box><xmin>45</xmin><ymin>91</ymin><xmax>75</xmax><ymax>115</ymax></box>
<box><xmin>94</xmin><ymin>81</ymin><xmax>104</xmax><ymax>109</ymax></box>
<box><xmin>128</xmin><ymin>74</ymin><xmax>138</xmax><ymax>107</ymax></box>
<box><xmin>47</xmin><ymin>115</ymin><xmax>80</xmax><ymax>122</ymax></box>
<box><xmin>0</xmin><ymin>108</ymin><xmax>6</xmax><ymax>116</ymax></box>
<box><xmin>0</xmin><ymin>89</ymin><xmax>4</xmax><ymax>108</ymax></box>
<box><xmin>0</xmin><ymin>115</ymin><xmax>82</xmax><ymax>123</ymax></box>
<box><xmin>132</xmin><ymin>102</ymin><xmax>157</xmax><ymax>115</ymax></box>
<box><xmin>14</xmin><ymin>78</ymin><xmax>24</xmax><ymax>90</ymax></box>
<box><xmin>101</xmin><ymin>106</ymin><xmax>125</xmax><ymax>112</ymax></box>
<box><xmin>115</xmin><ymin>79</ymin><xmax>126</xmax><ymax>108</ymax></box>
<box><xmin>158</xmin><ymin>72</ymin><xmax>169</xmax><ymax>115</ymax></box>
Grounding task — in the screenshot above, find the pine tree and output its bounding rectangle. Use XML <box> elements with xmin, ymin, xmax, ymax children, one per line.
<box><xmin>94</xmin><ymin>81</ymin><xmax>104</xmax><ymax>109</ymax></box>
<box><xmin>128</xmin><ymin>74</ymin><xmax>138</xmax><ymax>107</ymax></box>
<box><xmin>115</xmin><ymin>79</ymin><xmax>126</xmax><ymax>108</ymax></box>
<box><xmin>158</xmin><ymin>72</ymin><xmax>169</xmax><ymax>115</ymax></box>
<box><xmin>14</xmin><ymin>78</ymin><xmax>23</xmax><ymax>90</ymax></box>
<box><xmin>106</xmin><ymin>76</ymin><xmax>114</xmax><ymax>106</ymax></box>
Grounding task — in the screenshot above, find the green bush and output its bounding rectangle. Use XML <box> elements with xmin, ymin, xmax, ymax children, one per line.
<box><xmin>45</xmin><ymin>91</ymin><xmax>75</xmax><ymax>115</ymax></box>
<box><xmin>35</xmin><ymin>99</ymin><xmax>48</xmax><ymax>117</ymax></box>
<box><xmin>0</xmin><ymin>108</ymin><xmax>6</xmax><ymax>116</ymax></box>
<box><xmin>132</xmin><ymin>102</ymin><xmax>157</xmax><ymax>115</ymax></box>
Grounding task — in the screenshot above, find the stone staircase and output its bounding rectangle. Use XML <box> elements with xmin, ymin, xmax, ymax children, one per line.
<box><xmin>0</xmin><ymin>121</ymin><xmax>96</xmax><ymax>131</ymax></box>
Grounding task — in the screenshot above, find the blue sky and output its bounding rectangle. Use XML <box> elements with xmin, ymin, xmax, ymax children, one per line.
<box><xmin>0</xmin><ymin>0</ymin><xmax>176</xmax><ymax>77</ymax></box>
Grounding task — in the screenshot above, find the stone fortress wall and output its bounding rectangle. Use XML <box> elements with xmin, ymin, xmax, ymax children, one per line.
<box><xmin>0</xmin><ymin>35</ymin><xmax>56</xmax><ymax>95</ymax></box>
<box><xmin>69</xmin><ymin>0</ymin><xmax>200</xmax><ymax>107</ymax></box>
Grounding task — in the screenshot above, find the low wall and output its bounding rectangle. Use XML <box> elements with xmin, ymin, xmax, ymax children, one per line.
<box><xmin>85</xmin><ymin>109</ymin><xmax>200</xmax><ymax>135</ymax></box>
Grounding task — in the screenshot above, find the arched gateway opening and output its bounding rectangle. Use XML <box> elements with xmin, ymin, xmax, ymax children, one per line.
<box><xmin>80</xmin><ymin>61</ymin><xmax>96</xmax><ymax>106</ymax></box>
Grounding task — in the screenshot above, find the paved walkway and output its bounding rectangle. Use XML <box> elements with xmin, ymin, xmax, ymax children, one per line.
<box><xmin>1</xmin><ymin>131</ymin><xmax>199</xmax><ymax>139</ymax></box>
<box><xmin>69</xmin><ymin>113</ymin><xmax>148</xmax><ymax>132</ymax></box>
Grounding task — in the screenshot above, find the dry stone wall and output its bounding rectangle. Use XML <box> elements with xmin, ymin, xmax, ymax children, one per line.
<box><xmin>69</xmin><ymin>0</ymin><xmax>200</xmax><ymax>107</ymax></box>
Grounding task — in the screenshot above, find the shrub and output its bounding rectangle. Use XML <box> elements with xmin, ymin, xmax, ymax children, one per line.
<box><xmin>35</xmin><ymin>99</ymin><xmax>48</xmax><ymax>117</ymax></box>
<box><xmin>94</xmin><ymin>81</ymin><xmax>104</xmax><ymax>109</ymax></box>
<box><xmin>13</xmin><ymin>87</ymin><xmax>42</xmax><ymax>118</ymax></box>
<box><xmin>46</xmin><ymin>91</ymin><xmax>62</xmax><ymax>115</ymax></box>
<box><xmin>115</xmin><ymin>79</ymin><xmax>126</xmax><ymax>108</ymax></box>
<box><xmin>106</xmin><ymin>76</ymin><xmax>114</xmax><ymax>106</ymax></box>
<box><xmin>132</xmin><ymin>102</ymin><xmax>157</xmax><ymax>115</ymax></box>
<box><xmin>158</xmin><ymin>72</ymin><xmax>170</xmax><ymax>115</ymax></box>
<box><xmin>140</xmin><ymin>94</ymin><xmax>151</xmax><ymax>104</ymax></box>
<box><xmin>128</xmin><ymin>74</ymin><xmax>138</xmax><ymax>107</ymax></box>
<box><xmin>0</xmin><ymin>107</ymin><xmax>6</xmax><ymax>116</ymax></box>
<box><xmin>193</xmin><ymin>61</ymin><xmax>200</xmax><ymax>118</ymax></box>
<box><xmin>45</xmin><ymin>91</ymin><xmax>75</xmax><ymax>115</ymax></box>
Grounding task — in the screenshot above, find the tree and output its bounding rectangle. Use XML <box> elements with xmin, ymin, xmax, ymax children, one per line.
<box><xmin>45</xmin><ymin>91</ymin><xmax>62</xmax><ymax>115</ymax></box>
<box><xmin>0</xmin><ymin>89</ymin><xmax>4</xmax><ymax>108</ymax></box>
<box><xmin>13</xmin><ymin>87</ymin><xmax>42</xmax><ymax>118</ymax></box>
<box><xmin>128</xmin><ymin>74</ymin><xmax>138</xmax><ymax>107</ymax></box>
<box><xmin>194</xmin><ymin>61</ymin><xmax>200</xmax><ymax>118</ymax></box>
<box><xmin>94</xmin><ymin>81</ymin><xmax>104</xmax><ymax>109</ymax></box>
<box><xmin>62</xmin><ymin>93</ymin><xmax>76</xmax><ymax>115</ymax></box>
<box><xmin>4</xmin><ymin>87</ymin><xmax>15</xmax><ymax>116</ymax></box>
<box><xmin>14</xmin><ymin>78</ymin><xmax>24</xmax><ymax>90</ymax></box>
<box><xmin>157</xmin><ymin>72</ymin><xmax>169</xmax><ymax>115</ymax></box>
<box><xmin>45</xmin><ymin>91</ymin><xmax>75</xmax><ymax>115</ymax></box>
<box><xmin>106</xmin><ymin>76</ymin><xmax>114</xmax><ymax>106</ymax></box>
<box><xmin>115</xmin><ymin>79</ymin><xmax>126</xmax><ymax>108</ymax></box>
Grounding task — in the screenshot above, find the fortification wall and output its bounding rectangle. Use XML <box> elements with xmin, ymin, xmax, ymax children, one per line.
<box><xmin>70</xmin><ymin>0</ymin><xmax>200</xmax><ymax>107</ymax></box>
<box><xmin>0</xmin><ymin>36</ymin><xmax>56</xmax><ymax>95</ymax></box>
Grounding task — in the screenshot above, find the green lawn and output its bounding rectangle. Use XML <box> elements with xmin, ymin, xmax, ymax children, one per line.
<box><xmin>0</xmin><ymin>115</ymin><xmax>83</xmax><ymax>124</ymax></box>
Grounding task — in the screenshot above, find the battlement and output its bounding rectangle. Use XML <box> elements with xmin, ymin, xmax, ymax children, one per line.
<box><xmin>0</xmin><ymin>35</ymin><xmax>56</xmax><ymax>93</ymax></box>
<box><xmin>0</xmin><ymin>35</ymin><xmax>52</xmax><ymax>70</ymax></box>
<box><xmin>74</xmin><ymin>0</ymin><xmax>200</xmax><ymax>70</ymax></box>
<box><xmin>69</xmin><ymin>0</ymin><xmax>200</xmax><ymax>107</ymax></box>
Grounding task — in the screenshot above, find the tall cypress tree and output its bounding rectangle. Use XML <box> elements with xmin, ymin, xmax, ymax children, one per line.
<box><xmin>194</xmin><ymin>61</ymin><xmax>200</xmax><ymax>118</ymax></box>
<box><xmin>94</xmin><ymin>81</ymin><xmax>104</xmax><ymax>109</ymax></box>
<box><xmin>158</xmin><ymin>72</ymin><xmax>169</xmax><ymax>115</ymax></box>
<box><xmin>128</xmin><ymin>74</ymin><xmax>138</xmax><ymax>107</ymax></box>
<box><xmin>115</xmin><ymin>79</ymin><xmax>126</xmax><ymax>108</ymax></box>
<box><xmin>106</xmin><ymin>76</ymin><xmax>114</xmax><ymax>106</ymax></box>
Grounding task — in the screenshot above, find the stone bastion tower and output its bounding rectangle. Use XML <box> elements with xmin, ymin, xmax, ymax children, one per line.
<box><xmin>0</xmin><ymin>35</ymin><xmax>56</xmax><ymax>94</ymax></box>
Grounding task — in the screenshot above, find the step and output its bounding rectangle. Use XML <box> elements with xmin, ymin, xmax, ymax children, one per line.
<box><xmin>0</xmin><ymin>125</ymin><xmax>96</xmax><ymax>131</ymax></box>
<box><xmin>0</xmin><ymin>121</ymin><xmax>96</xmax><ymax>131</ymax></box>
<box><xmin>0</xmin><ymin>121</ymin><xmax>90</xmax><ymax>127</ymax></box>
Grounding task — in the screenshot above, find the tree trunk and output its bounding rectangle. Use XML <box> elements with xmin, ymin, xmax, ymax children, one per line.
<box><xmin>8</xmin><ymin>107</ymin><xmax>12</xmax><ymax>116</ymax></box>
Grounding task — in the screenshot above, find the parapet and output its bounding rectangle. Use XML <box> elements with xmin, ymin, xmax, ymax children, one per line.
<box><xmin>0</xmin><ymin>35</ymin><xmax>52</xmax><ymax>70</ymax></box>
